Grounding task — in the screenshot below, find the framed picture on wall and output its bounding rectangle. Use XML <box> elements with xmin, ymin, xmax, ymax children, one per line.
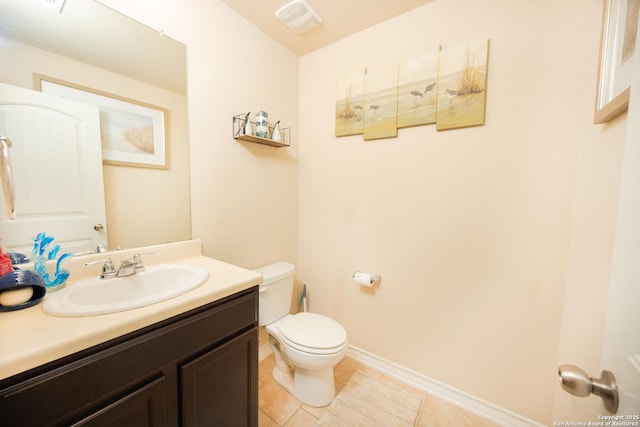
<box><xmin>35</xmin><ymin>75</ymin><xmax>168</xmax><ymax>168</ymax></box>
<box><xmin>594</xmin><ymin>0</ymin><xmax>639</xmax><ymax>124</ymax></box>
<box><xmin>336</xmin><ymin>69</ymin><xmax>365</xmax><ymax>137</ymax></box>
<box><xmin>436</xmin><ymin>39</ymin><xmax>489</xmax><ymax>131</ymax></box>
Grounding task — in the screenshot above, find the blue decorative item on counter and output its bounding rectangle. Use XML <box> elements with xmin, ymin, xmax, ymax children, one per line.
<box><xmin>32</xmin><ymin>232</ymin><xmax>73</xmax><ymax>291</ymax></box>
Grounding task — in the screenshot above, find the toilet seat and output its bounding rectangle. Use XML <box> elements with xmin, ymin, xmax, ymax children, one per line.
<box><xmin>279</xmin><ymin>312</ymin><xmax>347</xmax><ymax>355</ymax></box>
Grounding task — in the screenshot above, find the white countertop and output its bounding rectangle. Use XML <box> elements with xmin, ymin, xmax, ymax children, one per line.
<box><xmin>0</xmin><ymin>240</ymin><xmax>262</xmax><ymax>380</ymax></box>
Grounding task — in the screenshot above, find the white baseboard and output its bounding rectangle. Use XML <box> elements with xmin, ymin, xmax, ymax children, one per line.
<box><xmin>347</xmin><ymin>345</ymin><xmax>545</xmax><ymax>427</ymax></box>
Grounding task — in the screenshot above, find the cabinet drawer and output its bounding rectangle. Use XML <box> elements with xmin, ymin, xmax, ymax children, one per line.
<box><xmin>0</xmin><ymin>289</ymin><xmax>257</xmax><ymax>426</ymax></box>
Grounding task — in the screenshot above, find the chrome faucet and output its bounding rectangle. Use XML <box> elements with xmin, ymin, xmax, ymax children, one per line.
<box><xmin>115</xmin><ymin>258</ymin><xmax>136</xmax><ymax>277</ymax></box>
<box><xmin>85</xmin><ymin>258</ymin><xmax>117</xmax><ymax>279</ymax></box>
<box><xmin>132</xmin><ymin>253</ymin><xmax>152</xmax><ymax>273</ymax></box>
<box><xmin>85</xmin><ymin>253</ymin><xmax>151</xmax><ymax>279</ymax></box>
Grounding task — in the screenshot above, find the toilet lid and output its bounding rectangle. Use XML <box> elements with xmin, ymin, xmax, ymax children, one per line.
<box><xmin>279</xmin><ymin>312</ymin><xmax>347</xmax><ymax>350</ymax></box>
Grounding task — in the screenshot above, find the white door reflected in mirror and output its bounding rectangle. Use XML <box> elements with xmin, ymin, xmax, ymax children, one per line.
<box><xmin>0</xmin><ymin>83</ymin><xmax>107</xmax><ymax>255</ymax></box>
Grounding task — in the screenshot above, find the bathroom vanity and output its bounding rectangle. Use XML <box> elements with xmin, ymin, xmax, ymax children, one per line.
<box><xmin>0</xmin><ymin>240</ymin><xmax>262</xmax><ymax>427</ymax></box>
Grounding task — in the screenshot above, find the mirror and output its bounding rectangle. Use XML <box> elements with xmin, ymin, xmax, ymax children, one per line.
<box><xmin>0</xmin><ymin>0</ymin><xmax>191</xmax><ymax>257</ymax></box>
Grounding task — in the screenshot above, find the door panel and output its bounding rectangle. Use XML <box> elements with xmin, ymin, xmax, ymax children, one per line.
<box><xmin>555</xmin><ymin>15</ymin><xmax>640</xmax><ymax>419</ymax></box>
<box><xmin>599</xmin><ymin>18</ymin><xmax>640</xmax><ymax>414</ymax></box>
<box><xmin>0</xmin><ymin>82</ymin><xmax>106</xmax><ymax>254</ymax></box>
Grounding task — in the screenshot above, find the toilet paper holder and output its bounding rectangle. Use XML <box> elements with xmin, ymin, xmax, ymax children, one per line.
<box><xmin>353</xmin><ymin>271</ymin><xmax>381</xmax><ymax>287</ymax></box>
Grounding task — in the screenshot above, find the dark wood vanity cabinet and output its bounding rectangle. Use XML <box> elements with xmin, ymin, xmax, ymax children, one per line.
<box><xmin>0</xmin><ymin>287</ymin><xmax>259</xmax><ymax>427</ymax></box>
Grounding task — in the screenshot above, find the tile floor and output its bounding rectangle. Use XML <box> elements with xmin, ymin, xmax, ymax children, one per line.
<box><xmin>258</xmin><ymin>354</ymin><xmax>501</xmax><ymax>426</ymax></box>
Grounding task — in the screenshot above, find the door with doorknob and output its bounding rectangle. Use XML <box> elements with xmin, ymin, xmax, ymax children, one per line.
<box><xmin>556</xmin><ymin>21</ymin><xmax>640</xmax><ymax>418</ymax></box>
<box><xmin>0</xmin><ymin>83</ymin><xmax>108</xmax><ymax>255</ymax></box>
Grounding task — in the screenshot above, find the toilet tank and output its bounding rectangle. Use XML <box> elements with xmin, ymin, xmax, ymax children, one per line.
<box><xmin>253</xmin><ymin>261</ymin><xmax>295</xmax><ymax>326</ymax></box>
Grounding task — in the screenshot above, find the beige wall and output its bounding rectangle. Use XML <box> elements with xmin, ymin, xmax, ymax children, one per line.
<box><xmin>97</xmin><ymin>0</ymin><xmax>628</xmax><ymax>424</ymax></box>
<box><xmin>98</xmin><ymin>0</ymin><xmax>300</xmax><ymax>269</ymax></box>
<box><xmin>297</xmin><ymin>0</ymin><xmax>624</xmax><ymax>423</ymax></box>
<box><xmin>0</xmin><ymin>37</ymin><xmax>191</xmax><ymax>249</ymax></box>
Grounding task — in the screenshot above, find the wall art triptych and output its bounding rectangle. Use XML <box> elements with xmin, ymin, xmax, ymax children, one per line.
<box><xmin>336</xmin><ymin>39</ymin><xmax>490</xmax><ymax>140</ymax></box>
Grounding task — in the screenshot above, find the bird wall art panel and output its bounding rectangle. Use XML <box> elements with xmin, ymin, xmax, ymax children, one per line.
<box><xmin>335</xmin><ymin>69</ymin><xmax>365</xmax><ymax>137</ymax></box>
<box><xmin>334</xmin><ymin>39</ymin><xmax>490</xmax><ymax>139</ymax></box>
<box><xmin>397</xmin><ymin>48</ymin><xmax>439</xmax><ymax>128</ymax></box>
<box><xmin>436</xmin><ymin>39</ymin><xmax>490</xmax><ymax>131</ymax></box>
<box><xmin>363</xmin><ymin>66</ymin><xmax>398</xmax><ymax>140</ymax></box>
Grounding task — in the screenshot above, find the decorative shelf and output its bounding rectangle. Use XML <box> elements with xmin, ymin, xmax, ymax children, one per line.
<box><xmin>233</xmin><ymin>114</ymin><xmax>290</xmax><ymax>148</ymax></box>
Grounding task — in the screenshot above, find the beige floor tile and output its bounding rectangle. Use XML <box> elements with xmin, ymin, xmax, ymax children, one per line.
<box><xmin>260</xmin><ymin>355</ymin><xmax>277</xmax><ymax>385</ymax></box>
<box><xmin>416</xmin><ymin>396</ymin><xmax>428</xmax><ymax>427</ymax></box>
<box><xmin>260</xmin><ymin>351</ymin><xmax>498</xmax><ymax>427</ymax></box>
<box><xmin>334</xmin><ymin>355</ymin><xmax>382</xmax><ymax>385</ymax></box>
<box><xmin>333</xmin><ymin>356</ymin><xmax>359</xmax><ymax>384</ymax></box>
<box><xmin>259</xmin><ymin>380</ymin><xmax>302</xmax><ymax>425</ymax></box>
<box><xmin>315</xmin><ymin>410</ymin><xmax>343</xmax><ymax>426</ymax></box>
<box><xmin>417</xmin><ymin>394</ymin><xmax>499</xmax><ymax>427</ymax></box>
<box><xmin>301</xmin><ymin>402</ymin><xmax>327</xmax><ymax>420</ymax></box>
<box><xmin>380</xmin><ymin>373</ymin><xmax>427</xmax><ymax>399</ymax></box>
<box><xmin>283</xmin><ymin>408</ymin><xmax>319</xmax><ymax>427</ymax></box>
<box><xmin>259</xmin><ymin>409</ymin><xmax>280</xmax><ymax>427</ymax></box>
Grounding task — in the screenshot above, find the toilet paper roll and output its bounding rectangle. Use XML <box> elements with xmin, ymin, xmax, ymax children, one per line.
<box><xmin>353</xmin><ymin>272</ymin><xmax>374</xmax><ymax>287</ymax></box>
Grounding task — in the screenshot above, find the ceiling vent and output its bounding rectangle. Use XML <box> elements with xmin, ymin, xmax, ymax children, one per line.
<box><xmin>275</xmin><ymin>0</ymin><xmax>322</xmax><ymax>34</ymax></box>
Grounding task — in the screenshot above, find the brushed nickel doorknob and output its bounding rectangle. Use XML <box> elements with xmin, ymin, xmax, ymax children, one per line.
<box><xmin>558</xmin><ymin>364</ymin><xmax>619</xmax><ymax>413</ymax></box>
<box><xmin>94</xmin><ymin>223</ymin><xmax>104</xmax><ymax>231</ymax></box>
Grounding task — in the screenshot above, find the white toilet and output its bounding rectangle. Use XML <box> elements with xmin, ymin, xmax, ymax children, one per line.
<box><xmin>254</xmin><ymin>261</ymin><xmax>348</xmax><ymax>407</ymax></box>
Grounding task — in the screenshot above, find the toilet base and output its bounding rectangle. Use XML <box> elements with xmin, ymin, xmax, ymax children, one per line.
<box><xmin>293</xmin><ymin>366</ymin><xmax>336</xmax><ymax>407</ymax></box>
<box><xmin>271</xmin><ymin>364</ymin><xmax>294</xmax><ymax>394</ymax></box>
<box><xmin>272</xmin><ymin>365</ymin><xmax>336</xmax><ymax>407</ymax></box>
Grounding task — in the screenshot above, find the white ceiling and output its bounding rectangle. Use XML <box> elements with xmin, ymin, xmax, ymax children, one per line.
<box><xmin>220</xmin><ymin>0</ymin><xmax>434</xmax><ymax>56</ymax></box>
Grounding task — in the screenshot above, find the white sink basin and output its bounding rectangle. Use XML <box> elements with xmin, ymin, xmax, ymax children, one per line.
<box><xmin>43</xmin><ymin>264</ymin><xmax>210</xmax><ymax>317</ymax></box>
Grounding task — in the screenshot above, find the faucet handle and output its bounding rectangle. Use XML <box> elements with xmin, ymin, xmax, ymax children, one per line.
<box><xmin>132</xmin><ymin>252</ymin><xmax>153</xmax><ymax>272</ymax></box>
<box><xmin>85</xmin><ymin>258</ymin><xmax>116</xmax><ymax>279</ymax></box>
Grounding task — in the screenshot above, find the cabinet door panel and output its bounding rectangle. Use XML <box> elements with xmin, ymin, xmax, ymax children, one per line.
<box><xmin>181</xmin><ymin>329</ymin><xmax>258</xmax><ymax>427</ymax></box>
<box><xmin>72</xmin><ymin>376</ymin><xmax>168</xmax><ymax>427</ymax></box>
